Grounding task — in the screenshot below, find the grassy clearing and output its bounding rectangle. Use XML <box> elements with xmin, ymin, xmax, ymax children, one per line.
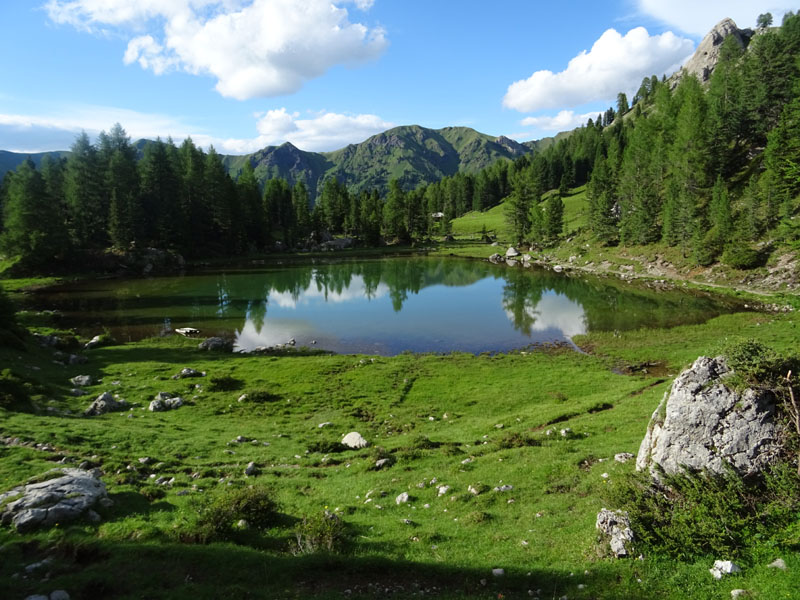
<box><xmin>1</xmin><ymin>302</ymin><xmax>799</xmax><ymax>598</ymax></box>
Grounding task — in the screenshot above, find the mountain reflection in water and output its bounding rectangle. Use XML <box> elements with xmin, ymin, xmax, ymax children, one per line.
<box><xmin>24</xmin><ymin>257</ymin><xmax>747</xmax><ymax>355</ymax></box>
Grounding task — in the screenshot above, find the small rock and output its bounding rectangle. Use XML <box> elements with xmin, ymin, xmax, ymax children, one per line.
<box><xmin>174</xmin><ymin>367</ymin><xmax>205</xmax><ymax>379</ymax></box>
<box><xmin>25</xmin><ymin>595</ymin><xmax>49</xmax><ymax>600</ymax></box>
<box><xmin>396</xmin><ymin>492</ymin><xmax>409</xmax><ymax>505</ymax></box>
<box><xmin>237</xmin><ymin>394</ymin><xmax>248</xmax><ymax>402</ymax></box>
<box><xmin>730</xmin><ymin>591</ymin><xmax>748</xmax><ymax>599</ymax></box>
<box><xmin>198</xmin><ymin>337</ymin><xmax>232</xmax><ymax>352</ymax></box>
<box><xmin>767</xmin><ymin>558</ymin><xmax>787</xmax><ymax>570</ymax></box>
<box><xmin>318</xmin><ymin>422</ymin><xmax>333</xmax><ymax>428</ymax></box>
<box><xmin>342</xmin><ymin>431</ymin><xmax>369</xmax><ymax>449</ymax></box>
<box><xmin>437</xmin><ymin>485</ymin><xmax>450</xmax><ymax>497</ymax></box>
<box><xmin>614</xmin><ymin>452</ymin><xmax>634</xmax><ymax>463</ymax></box>
<box><xmin>70</xmin><ymin>375</ymin><xmax>93</xmax><ymax>387</ymax></box>
<box><xmin>84</xmin><ymin>335</ymin><xmax>103</xmax><ymax>350</ymax></box>
<box><xmin>596</xmin><ymin>508</ymin><xmax>634</xmax><ymax>558</ymax></box>
<box><xmin>50</xmin><ymin>592</ymin><xmax>71</xmax><ymax>600</ymax></box>
<box><xmin>84</xmin><ymin>392</ymin><xmax>128</xmax><ymax>416</ymax></box>
<box><xmin>493</xmin><ymin>484</ymin><xmax>513</xmax><ymax>492</ymax></box>
<box><xmin>244</xmin><ymin>462</ymin><xmax>258</xmax><ymax>476</ymax></box>
<box><xmin>236</xmin><ymin>519</ymin><xmax>249</xmax><ymax>529</ymax></box>
<box><xmin>492</xmin><ymin>568</ymin><xmax>505</xmax><ymax>577</ymax></box>
<box><xmin>710</xmin><ymin>560</ymin><xmax>741</xmax><ymax>579</ymax></box>
<box><xmin>560</xmin><ymin>428</ymin><xmax>572</xmax><ymax>437</ymax></box>
<box><xmin>375</xmin><ymin>458</ymin><xmax>391</xmax><ymax>469</ymax></box>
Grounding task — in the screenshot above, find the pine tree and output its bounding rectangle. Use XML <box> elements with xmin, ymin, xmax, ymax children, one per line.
<box><xmin>292</xmin><ymin>181</ymin><xmax>312</xmax><ymax>242</ymax></box>
<box><xmin>0</xmin><ymin>160</ymin><xmax>66</xmax><ymax>267</ymax></box>
<box><xmin>505</xmin><ymin>170</ymin><xmax>536</xmax><ymax>244</ymax></box>
<box><xmin>383</xmin><ymin>179</ymin><xmax>408</xmax><ymax>242</ymax></box>
<box><xmin>65</xmin><ymin>132</ymin><xmax>105</xmax><ymax>248</ymax></box>
<box><xmin>237</xmin><ymin>161</ymin><xmax>266</xmax><ymax>251</ymax></box>
<box><xmin>544</xmin><ymin>193</ymin><xmax>564</xmax><ymax>242</ymax></box>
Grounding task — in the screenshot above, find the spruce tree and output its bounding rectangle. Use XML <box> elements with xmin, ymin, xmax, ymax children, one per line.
<box><xmin>65</xmin><ymin>132</ymin><xmax>105</xmax><ymax>248</ymax></box>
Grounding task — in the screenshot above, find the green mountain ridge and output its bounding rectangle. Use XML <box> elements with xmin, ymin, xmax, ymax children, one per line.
<box><xmin>1</xmin><ymin>125</ymin><xmax>540</xmax><ymax>200</ymax></box>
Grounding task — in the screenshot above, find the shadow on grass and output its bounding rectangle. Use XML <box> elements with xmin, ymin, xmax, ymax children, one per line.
<box><xmin>1</xmin><ymin>536</ymin><xmax>648</xmax><ymax>600</ymax></box>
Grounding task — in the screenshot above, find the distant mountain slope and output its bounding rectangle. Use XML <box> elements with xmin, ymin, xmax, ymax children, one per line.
<box><xmin>0</xmin><ymin>150</ymin><xmax>69</xmax><ymax>177</ymax></box>
<box><xmin>0</xmin><ymin>125</ymin><xmax>531</xmax><ymax>198</ymax></box>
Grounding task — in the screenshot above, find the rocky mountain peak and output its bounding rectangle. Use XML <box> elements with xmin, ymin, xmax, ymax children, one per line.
<box><xmin>671</xmin><ymin>18</ymin><xmax>753</xmax><ymax>87</ymax></box>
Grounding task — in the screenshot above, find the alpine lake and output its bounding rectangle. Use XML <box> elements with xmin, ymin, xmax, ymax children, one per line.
<box><xmin>22</xmin><ymin>256</ymin><xmax>748</xmax><ymax>355</ymax></box>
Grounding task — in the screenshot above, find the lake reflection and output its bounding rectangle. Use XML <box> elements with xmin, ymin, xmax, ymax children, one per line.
<box><xmin>25</xmin><ymin>257</ymin><xmax>747</xmax><ymax>355</ymax></box>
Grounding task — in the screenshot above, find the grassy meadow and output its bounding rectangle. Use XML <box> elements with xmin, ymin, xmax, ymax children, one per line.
<box><xmin>1</xmin><ymin>289</ymin><xmax>799</xmax><ymax>598</ymax></box>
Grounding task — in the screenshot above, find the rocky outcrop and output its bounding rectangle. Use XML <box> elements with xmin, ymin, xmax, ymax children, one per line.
<box><xmin>84</xmin><ymin>392</ymin><xmax>128</xmax><ymax>416</ymax></box>
<box><xmin>636</xmin><ymin>356</ymin><xmax>783</xmax><ymax>478</ymax></box>
<box><xmin>0</xmin><ymin>468</ymin><xmax>110</xmax><ymax>532</ymax></box>
<box><xmin>198</xmin><ymin>337</ymin><xmax>233</xmax><ymax>352</ymax></box>
<box><xmin>596</xmin><ymin>508</ymin><xmax>634</xmax><ymax>557</ymax></box>
<box><xmin>672</xmin><ymin>18</ymin><xmax>753</xmax><ymax>87</ymax></box>
<box><xmin>149</xmin><ymin>392</ymin><xmax>184</xmax><ymax>412</ymax></box>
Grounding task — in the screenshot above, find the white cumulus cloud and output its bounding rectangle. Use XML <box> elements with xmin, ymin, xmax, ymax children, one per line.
<box><xmin>218</xmin><ymin>108</ymin><xmax>394</xmax><ymax>153</ymax></box>
<box><xmin>520</xmin><ymin>110</ymin><xmax>599</xmax><ymax>132</ymax></box>
<box><xmin>0</xmin><ymin>105</ymin><xmax>392</xmax><ymax>153</ymax></box>
<box><xmin>45</xmin><ymin>0</ymin><xmax>387</xmax><ymax>100</ymax></box>
<box><xmin>637</xmin><ymin>0</ymin><xmax>796</xmax><ymax>36</ymax></box>
<box><xmin>503</xmin><ymin>27</ymin><xmax>694</xmax><ymax>113</ymax></box>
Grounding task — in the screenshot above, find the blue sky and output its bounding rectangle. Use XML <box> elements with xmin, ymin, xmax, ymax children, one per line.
<box><xmin>0</xmin><ymin>1</ymin><xmax>794</xmax><ymax>154</ymax></box>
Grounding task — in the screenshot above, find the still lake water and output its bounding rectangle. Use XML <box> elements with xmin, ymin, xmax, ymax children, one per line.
<box><xmin>25</xmin><ymin>257</ymin><xmax>747</xmax><ymax>355</ymax></box>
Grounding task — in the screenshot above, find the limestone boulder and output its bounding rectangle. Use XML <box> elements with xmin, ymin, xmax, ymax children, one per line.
<box><xmin>596</xmin><ymin>508</ymin><xmax>634</xmax><ymax>558</ymax></box>
<box><xmin>636</xmin><ymin>356</ymin><xmax>783</xmax><ymax>478</ymax></box>
<box><xmin>84</xmin><ymin>392</ymin><xmax>128</xmax><ymax>416</ymax></box>
<box><xmin>0</xmin><ymin>468</ymin><xmax>109</xmax><ymax>532</ymax></box>
<box><xmin>341</xmin><ymin>431</ymin><xmax>369</xmax><ymax>449</ymax></box>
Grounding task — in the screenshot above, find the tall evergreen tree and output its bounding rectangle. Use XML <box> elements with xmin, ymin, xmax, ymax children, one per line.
<box><xmin>65</xmin><ymin>132</ymin><xmax>105</xmax><ymax>248</ymax></box>
<box><xmin>0</xmin><ymin>160</ymin><xmax>66</xmax><ymax>267</ymax></box>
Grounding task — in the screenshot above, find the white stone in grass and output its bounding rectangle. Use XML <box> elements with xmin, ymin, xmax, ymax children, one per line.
<box><xmin>244</xmin><ymin>462</ymin><xmax>258</xmax><ymax>476</ymax></box>
<box><xmin>710</xmin><ymin>560</ymin><xmax>741</xmax><ymax>579</ymax></box>
<box><xmin>342</xmin><ymin>432</ymin><xmax>369</xmax><ymax>449</ymax></box>
<box><xmin>318</xmin><ymin>422</ymin><xmax>332</xmax><ymax>428</ymax></box>
<box><xmin>767</xmin><ymin>558</ymin><xmax>787</xmax><ymax>570</ymax></box>
<box><xmin>492</xmin><ymin>568</ymin><xmax>505</xmax><ymax>577</ymax></box>
<box><xmin>437</xmin><ymin>485</ymin><xmax>450</xmax><ymax>496</ymax></box>
<box><xmin>614</xmin><ymin>452</ymin><xmax>634</xmax><ymax>463</ymax></box>
<box><xmin>730</xmin><ymin>591</ymin><xmax>748</xmax><ymax>599</ymax></box>
<box><xmin>395</xmin><ymin>492</ymin><xmax>409</xmax><ymax>505</ymax></box>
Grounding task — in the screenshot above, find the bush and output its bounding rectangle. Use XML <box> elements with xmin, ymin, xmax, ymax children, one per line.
<box><xmin>0</xmin><ymin>369</ymin><xmax>34</xmax><ymax>412</ymax></box>
<box><xmin>495</xmin><ymin>432</ymin><xmax>541</xmax><ymax>449</ymax></box>
<box><xmin>722</xmin><ymin>245</ymin><xmax>764</xmax><ymax>269</ymax></box>
<box><xmin>208</xmin><ymin>375</ymin><xmax>244</xmax><ymax>392</ymax></box>
<box><xmin>307</xmin><ymin>440</ymin><xmax>348</xmax><ymax>454</ymax></box>
<box><xmin>605</xmin><ymin>464</ymin><xmax>800</xmax><ymax>560</ymax></box>
<box><xmin>180</xmin><ymin>486</ymin><xmax>278</xmax><ymax>543</ymax></box>
<box><xmin>245</xmin><ymin>388</ymin><xmax>280</xmax><ymax>403</ymax></box>
<box><xmin>721</xmin><ymin>339</ymin><xmax>798</xmax><ymax>388</ymax></box>
<box><xmin>291</xmin><ymin>510</ymin><xmax>347</xmax><ymax>555</ymax></box>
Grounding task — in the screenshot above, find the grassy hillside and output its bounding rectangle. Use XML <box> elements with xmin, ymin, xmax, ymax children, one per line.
<box><xmin>1</xmin><ymin>297</ymin><xmax>797</xmax><ymax>599</ymax></box>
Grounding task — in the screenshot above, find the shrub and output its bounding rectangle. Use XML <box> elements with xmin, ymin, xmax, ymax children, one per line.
<box><xmin>722</xmin><ymin>245</ymin><xmax>763</xmax><ymax>269</ymax></box>
<box><xmin>307</xmin><ymin>440</ymin><xmax>347</xmax><ymax>454</ymax></box>
<box><xmin>495</xmin><ymin>432</ymin><xmax>542</xmax><ymax>449</ymax></box>
<box><xmin>245</xmin><ymin>388</ymin><xmax>280</xmax><ymax>403</ymax></box>
<box><xmin>605</xmin><ymin>464</ymin><xmax>800</xmax><ymax>560</ymax></box>
<box><xmin>721</xmin><ymin>339</ymin><xmax>798</xmax><ymax>388</ymax></box>
<box><xmin>180</xmin><ymin>486</ymin><xmax>278</xmax><ymax>543</ymax></box>
<box><xmin>208</xmin><ymin>375</ymin><xmax>244</xmax><ymax>392</ymax></box>
<box><xmin>0</xmin><ymin>369</ymin><xmax>34</xmax><ymax>412</ymax></box>
<box><xmin>291</xmin><ymin>510</ymin><xmax>347</xmax><ymax>555</ymax></box>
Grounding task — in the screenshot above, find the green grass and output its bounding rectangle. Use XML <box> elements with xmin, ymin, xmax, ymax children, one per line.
<box><xmin>1</xmin><ymin>303</ymin><xmax>799</xmax><ymax>598</ymax></box>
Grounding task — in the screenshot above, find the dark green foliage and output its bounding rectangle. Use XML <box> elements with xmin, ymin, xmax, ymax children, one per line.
<box><xmin>0</xmin><ymin>159</ymin><xmax>68</xmax><ymax>268</ymax></box>
<box><xmin>0</xmin><ymin>368</ymin><xmax>34</xmax><ymax>412</ymax></box>
<box><xmin>244</xmin><ymin>388</ymin><xmax>281</xmax><ymax>403</ymax></box>
<box><xmin>495</xmin><ymin>432</ymin><xmax>541</xmax><ymax>449</ymax></box>
<box><xmin>720</xmin><ymin>339</ymin><xmax>798</xmax><ymax>388</ymax></box>
<box><xmin>291</xmin><ymin>509</ymin><xmax>347</xmax><ymax>555</ymax></box>
<box><xmin>182</xmin><ymin>485</ymin><xmax>279</xmax><ymax>543</ymax></box>
<box><xmin>0</xmin><ymin>287</ymin><xmax>16</xmax><ymax>331</ymax></box>
<box><xmin>607</xmin><ymin>465</ymin><xmax>800</xmax><ymax>560</ymax></box>
<box><xmin>721</xmin><ymin>244</ymin><xmax>763</xmax><ymax>269</ymax></box>
<box><xmin>208</xmin><ymin>375</ymin><xmax>244</xmax><ymax>392</ymax></box>
<box><xmin>307</xmin><ymin>440</ymin><xmax>348</xmax><ymax>454</ymax></box>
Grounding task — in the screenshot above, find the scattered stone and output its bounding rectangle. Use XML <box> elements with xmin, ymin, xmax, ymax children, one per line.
<box><xmin>50</xmin><ymin>592</ymin><xmax>71</xmax><ymax>600</ymax></box>
<box><xmin>173</xmin><ymin>367</ymin><xmax>206</xmax><ymax>379</ymax></box>
<box><xmin>614</xmin><ymin>452</ymin><xmax>634</xmax><ymax>463</ymax></box>
<box><xmin>488</xmin><ymin>253</ymin><xmax>503</xmax><ymax>264</ymax></box>
<box><xmin>636</xmin><ymin>356</ymin><xmax>783</xmax><ymax>478</ymax></box>
<box><xmin>596</xmin><ymin>509</ymin><xmax>634</xmax><ymax>558</ymax></box>
<box><xmin>467</xmin><ymin>485</ymin><xmax>483</xmax><ymax>496</ymax></box>
<box><xmin>437</xmin><ymin>485</ymin><xmax>450</xmax><ymax>496</ymax></box>
<box><xmin>461</xmin><ymin>457</ymin><xmax>474</xmax><ymax>465</ymax></box>
<box><xmin>560</xmin><ymin>428</ymin><xmax>572</xmax><ymax>437</ymax></box>
<box><xmin>138</xmin><ymin>457</ymin><xmax>152</xmax><ymax>465</ymax></box>
<box><xmin>553</xmin><ymin>265</ymin><xmax>564</xmax><ymax>273</ymax></box>
<box><xmin>149</xmin><ymin>393</ymin><xmax>184</xmax><ymax>412</ymax></box>
<box><xmin>0</xmin><ymin>468</ymin><xmax>108</xmax><ymax>532</ymax></box>
<box><xmin>244</xmin><ymin>462</ymin><xmax>258</xmax><ymax>476</ymax></box>
<box><xmin>342</xmin><ymin>432</ymin><xmax>369</xmax><ymax>449</ymax></box>
<box><xmin>198</xmin><ymin>337</ymin><xmax>232</xmax><ymax>352</ymax></box>
<box><xmin>84</xmin><ymin>335</ymin><xmax>104</xmax><ymax>350</ymax></box>
<box><xmin>175</xmin><ymin>327</ymin><xmax>200</xmax><ymax>337</ymax></box>
<box><xmin>767</xmin><ymin>558</ymin><xmax>787</xmax><ymax>570</ymax></box>
<box><xmin>375</xmin><ymin>458</ymin><xmax>391</xmax><ymax>469</ymax></box>
<box><xmin>396</xmin><ymin>492</ymin><xmax>409</xmax><ymax>505</ymax></box>
<box><xmin>70</xmin><ymin>375</ymin><xmax>93</xmax><ymax>387</ymax></box>
<box><xmin>318</xmin><ymin>422</ymin><xmax>333</xmax><ymax>428</ymax></box>
<box><xmin>237</xmin><ymin>393</ymin><xmax>248</xmax><ymax>402</ymax></box>
<box><xmin>492</xmin><ymin>568</ymin><xmax>505</xmax><ymax>577</ymax></box>
<box><xmin>505</xmin><ymin>247</ymin><xmax>520</xmax><ymax>258</ymax></box>
<box><xmin>84</xmin><ymin>392</ymin><xmax>128</xmax><ymax>416</ymax></box>
<box><xmin>730</xmin><ymin>590</ymin><xmax>749</xmax><ymax>599</ymax></box>
<box><xmin>494</xmin><ymin>484</ymin><xmax>513</xmax><ymax>492</ymax></box>
<box><xmin>710</xmin><ymin>560</ymin><xmax>741</xmax><ymax>579</ymax></box>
